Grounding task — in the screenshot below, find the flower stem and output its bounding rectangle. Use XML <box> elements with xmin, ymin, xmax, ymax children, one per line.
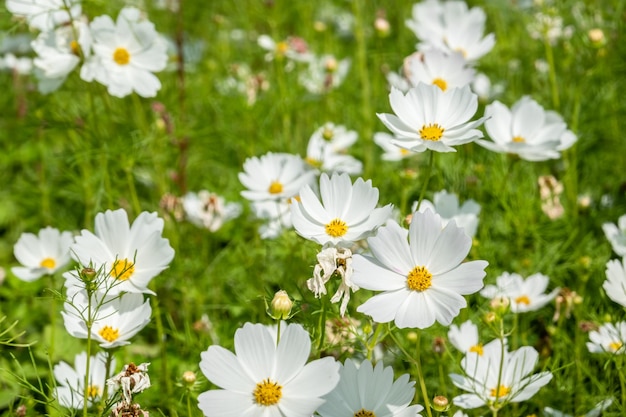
<box><xmin>415</xmin><ymin>151</ymin><xmax>435</xmax><ymax>212</ymax></box>
<box><xmin>543</xmin><ymin>37</ymin><xmax>560</xmax><ymax>110</ymax></box>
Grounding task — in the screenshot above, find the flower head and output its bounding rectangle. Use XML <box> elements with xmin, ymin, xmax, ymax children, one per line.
<box><xmin>182</xmin><ymin>190</ymin><xmax>242</xmax><ymax>232</ymax></box>
<box><xmin>198</xmin><ymin>322</ymin><xmax>340</xmax><ymax>417</ymax></box>
<box><xmin>604</xmin><ymin>257</ymin><xmax>626</xmax><ymax>308</ymax></box>
<box><xmin>6</xmin><ymin>0</ymin><xmax>82</xmax><ymax>31</ymax></box>
<box><xmin>12</xmin><ymin>226</ymin><xmax>73</xmax><ymax>282</ymax></box>
<box><xmin>80</xmin><ymin>7</ymin><xmax>168</xmax><ymax>97</ymax></box>
<box><xmin>602</xmin><ymin>215</ymin><xmax>626</xmax><ymax>256</ymax></box>
<box><xmin>450</xmin><ymin>345</ymin><xmax>552</xmax><ymax>409</ymax></box>
<box><xmin>299</xmin><ymin>54</ymin><xmax>351</xmax><ymax>94</ymax></box>
<box><xmin>476</xmin><ymin>97</ymin><xmax>577</xmax><ymax>161</ymax></box>
<box><xmin>587</xmin><ymin>322</ymin><xmax>626</xmax><ymax>354</ymax></box>
<box><xmin>317</xmin><ymin>359</ymin><xmax>424</xmax><ymax>417</ymax></box>
<box><xmin>448</xmin><ymin>320</ymin><xmax>483</xmax><ymax>355</ymax></box>
<box><xmin>68</xmin><ymin>209</ymin><xmax>174</xmax><ymax>296</ymax></box>
<box><xmin>352</xmin><ymin>210</ymin><xmax>488</xmax><ymax>329</ymax></box>
<box><xmin>54</xmin><ymin>351</ymin><xmax>115</xmax><ymax>409</ymax></box>
<box><xmin>305</xmin><ymin>123</ymin><xmax>362</xmax><ymax>175</ymax></box>
<box><xmin>291</xmin><ymin>172</ymin><xmax>393</xmax><ymax>247</ymax></box>
<box><xmin>308</xmin><ymin>246</ymin><xmax>356</xmax><ymax>316</ymax></box>
<box><xmin>377</xmin><ymin>84</ymin><xmax>486</xmax><ymax>153</ymax></box>
<box><xmin>257</xmin><ymin>34</ymin><xmax>312</xmax><ymax>62</ymax></box>
<box><xmin>107</xmin><ymin>362</ymin><xmax>151</xmax><ymax>404</ymax></box>
<box><xmin>480</xmin><ymin>272</ymin><xmax>559</xmax><ymax>313</ymax></box>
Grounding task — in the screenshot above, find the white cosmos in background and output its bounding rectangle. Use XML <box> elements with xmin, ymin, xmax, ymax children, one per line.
<box><xmin>12</xmin><ymin>226</ymin><xmax>73</xmax><ymax>282</ymax></box>
<box><xmin>54</xmin><ymin>351</ymin><xmax>115</xmax><ymax>409</ymax></box>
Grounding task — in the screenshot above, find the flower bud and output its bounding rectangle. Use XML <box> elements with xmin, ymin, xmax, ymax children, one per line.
<box><xmin>489</xmin><ymin>295</ymin><xmax>510</xmax><ymax>315</ymax></box>
<box><xmin>182</xmin><ymin>371</ymin><xmax>197</xmax><ymax>386</ymax></box>
<box><xmin>588</xmin><ymin>28</ymin><xmax>605</xmax><ymax>46</ymax></box>
<box><xmin>374</xmin><ymin>17</ymin><xmax>390</xmax><ymax>37</ymax></box>
<box><xmin>432</xmin><ymin>395</ymin><xmax>450</xmax><ymax>412</ymax></box>
<box><xmin>270</xmin><ymin>290</ymin><xmax>293</xmax><ymax>320</ymax></box>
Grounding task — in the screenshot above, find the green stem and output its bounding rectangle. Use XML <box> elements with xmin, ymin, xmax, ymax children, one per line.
<box><xmin>366</xmin><ymin>323</ymin><xmax>385</xmax><ymax>361</ymax></box>
<box><xmin>317</xmin><ymin>298</ymin><xmax>327</xmax><ymax>352</ymax></box>
<box><xmin>544</xmin><ymin>37</ymin><xmax>560</xmax><ymax>110</ymax></box>
<box><xmin>276</xmin><ymin>320</ymin><xmax>282</xmax><ymax>346</ymax></box>
<box><xmin>125</xmin><ymin>161</ymin><xmax>141</xmax><ymax>216</ymax></box>
<box><xmin>415</xmin><ymin>151</ymin><xmax>435</xmax><ymax>212</ymax></box>
<box><xmin>83</xmin><ymin>295</ymin><xmax>94</xmax><ymax>417</ymax></box>
<box><xmin>153</xmin><ymin>298</ymin><xmax>174</xmax><ymax>414</ymax></box>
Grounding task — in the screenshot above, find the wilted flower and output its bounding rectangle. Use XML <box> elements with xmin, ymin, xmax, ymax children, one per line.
<box><xmin>12</xmin><ymin>226</ymin><xmax>73</xmax><ymax>282</ymax></box>
<box><xmin>107</xmin><ymin>362</ymin><xmax>151</xmax><ymax>404</ymax></box>
<box><xmin>308</xmin><ymin>246</ymin><xmax>356</xmax><ymax>316</ymax></box>
<box><xmin>538</xmin><ymin>175</ymin><xmax>565</xmax><ymax>220</ymax></box>
<box><xmin>182</xmin><ymin>190</ymin><xmax>241</xmax><ymax>232</ymax></box>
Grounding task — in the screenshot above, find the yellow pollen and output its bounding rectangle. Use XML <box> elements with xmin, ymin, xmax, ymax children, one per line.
<box><xmin>469</xmin><ymin>343</ymin><xmax>484</xmax><ymax>356</ymax></box>
<box><xmin>406</xmin><ymin>266</ymin><xmax>432</xmax><ymax>292</ymax></box>
<box><xmin>98</xmin><ymin>325</ymin><xmax>120</xmax><ymax>342</ymax></box>
<box><xmin>609</xmin><ymin>341</ymin><xmax>623</xmax><ymax>352</ymax></box>
<box><xmin>70</xmin><ymin>40</ymin><xmax>80</xmax><ymax>55</ymax></box>
<box><xmin>111</xmin><ymin>259</ymin><xmax>135</xmax><ymax>281</ymax></box>
<box><xmin>305</xmin><ymin>157</ymin><xmax>322</xmax><ymax>168</ymax></box>
<box><xmin>490</xmin><ymin>384</ymin><xmax>511</xmax><ymax>398</ymax></box>
<box><xmin>354</xmin><ymin>409</ymin><xmax>376</xmax><ymax>417</ymax></box>
<box><xmin>276</xmin><ymin>41</ymin><xmax>289</xmax><ymax>55</ymax></box>
<box><xmin>419</xmin><ymin>123</ymin><xmax>444</xmax><ymax>141</ymax></box>
<box><xmin>113</xmin><ymin>47</ymin><xmax>131</xmax><ymax>65</ymax></box>
<box><xmin>253</xmin><ymin>379</ymin><xmax>282</xmax><ymax>406</ymax></box>
<box><xmin>325</xmin><ymin>218</ymin><xmax>348</xmax><ymax>237</ymax></box>
<box><xmin>515</xmin><ymin>295</ymin><xmax>531</xmax><ymax>305</ymax></box>
<box><xmin>512</xmin><ymin>135</ymin><xmax>526</xmax><ymax>143</ymax></box>
<box><xmin>432</xmin><ymin>78</ymin><xmax>448</xmax><ymax>91</ymax></box>
<box><xmin>268</xmin><ymin>181</ymin><xmax>283</xmax><ymax>194</ymax></box>
<box><xmin>40</xmin><ymin>257</ymin><xmax>56</xmax><ymax>269</ymax></box>
<box><xmin>87</xmin><ymin>385</ymin><xmax>101</xmax><ymax>399</ymax></box>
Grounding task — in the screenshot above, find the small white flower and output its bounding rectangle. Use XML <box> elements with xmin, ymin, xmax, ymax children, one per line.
<box><xmin>250</xmin><ymin>199</ymin><xmax>293</xmax><ymax>239</ymax></box>
<box><xmin>602</xmin><ymin>215</ymin><xmax>626</xmax><ymax>256</ymax></box>
<box><xmin>317</xmin><ymin>359</ymin><xmax>424</xmax><ymax>417</ymax></box>
<box><xmin>54</xmin><ymin>351</ymin><xmax>115</xmax><ymax>409</ymax></box>
<box><xmin>450</xmin><ymin>344</ymin><xmax>552</xmax><ymax>409</ymax></box>
<box><xmin>604</xmin><ymin>257</ymin><xmax>626</xmax><ymax>308</ymax></box>
<box><xmin>405</xmin><ymin>0</ymin><xmax>495</xmax><ymax>62</ymax></box>
<box><xmin>12</xmin><ymin>226</ymin><xmax>73</xmax><ymax>282</ymax></box>
<box><xmin>239</xmin><ymin>152</ymin><xmax>317</xmax><ymax>202</ymax></box>
<box><xmin>448</xmin><ymin>320</ymin><xmax>484</xmax><ymax>355</ymax></box>
<box><xmin>198</xmin><ymin>322</ymin><xmax>340</xmax><ymax>417</ymax></box>
<box><xmin>107</xmin><ymin>362</ymin><xmax>151</xmax><ymax>404</ymax></box>
<box><xmin>6</xmin><ymin>0</ymin><xmax>82</xmax><ymax>31</ymax></box>
<box><xmin>182</xmin><ymin>190</ymin><xmax>241</xmax><ymax>232</ymax></box>
<box><xmin>80</xmin><ymin>7</ymin><xmax>168</xmax><ymax>98</ymax></box>
<box><xmin>291</xmin><ymin>172</ymin><xmax>393</xmax><ymax>247</ymax></box>
<box><xmin>476</xmin><ymin>97</ymin><xmax>577</xmax><ymax>161</ymax></box>
<box><xmin>352</xmin><ymin>210</ymin><xmax>488</xmax><ymax>329</ymax></box>
<box><xmin>480</xmin><ymin>272</ymin><xmax>559</xmax><ymax>313</ymax></box>
<box><xmin>68</xmin><ymin>209</ymin><xmax>174</xmax><ymax>296</ymax></box>
<box><xmin>1</xmin><ymin>53</ymin><xmax>33</xmax><ymax>74</ymax></box>
<box><xmin>257</xmin><ymin>34</ymin><xmax>312</xmax><ymax>62</ymax></box>
<box><xmin>413</xmin><ymin>190</ymin><xmax>480</xmax><ymax>238</ymax></box>
<box><xmin>373</xmin><ymin>132</ymin><xmax>414</xmax><ymax>161</ymax></box>
<box><xmin>587</xmin><ymin>322</ymin><xmax>626</xmax><ymax>354</ymax></box>
<box><xmin>299</xmin><ymin>54</ymin><xmax>350</xmax><ymax>94</ymax></box>
<box><xmin>308</xmin><ymin>247</ymin><xmax>356</xmax><ymax>316</ymax></box>
<box><xmin>544</xmin><ymin>398</ymin><xmax>614</xmax><ymax>417</ymax></box>
<box><xmin>62</xmin><ymin>291</ymin><xmax>152</xmax><ymax>349</ymax></box>
<box><xmin>377</xmin><ymin>84</ymin><xmax>486</xmax><ymax>153</ymax></box>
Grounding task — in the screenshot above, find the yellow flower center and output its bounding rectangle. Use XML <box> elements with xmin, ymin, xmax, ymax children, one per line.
<box><xmin>87</xmin><ymin>385</ymin><xmax>101</xmax><ymax>399</ymax></box>
<box><xmin>111</xmin><ymin>259</ymin><xmax>135</xmax><ymax>281</ymax></box>
<box><xmin>469</xmin><ymin>343</ymin><xmax>484</xmax><ymax>356</ymax></box>
<box><xmin>490</xmin><ymin>384</ymin><xmax>511</xmax><ymax>398</ymax></box>
<box><xmin>354</xmin><ymin>409</ymin><xmax>376</xmax><ymax>417</ymax></box>
<box><xmin>512</xmin><ymin>135</ymin><xmax>526</xmax><ymax>143</ymax></box>
<box><xmin>98</xmin><ymin>325</ymin><xmax>120</xmax><ymax>342</ymax></box>
<box><xmin>400</xmin><ymin>148</ymin><xmax>411</xmax><ymax>156</ymax></box>
<box><xmin>276</xmin><ymin>41</ymin><xmax>289</xmax><ymax>56</ymax></box>
<box><xmin>609</xmin><ymin>341</ymin><xmax>623</xmax><ymax>352</ymax></box>
<box><xmin>305</xmin><ymin>157</ymin><xmax>322</xmax><ymax>168</ymax></box>
<box><xmin>406</xmin><ymin>266</ymin><xmax>432</xmax><ymax>291</ymax></box>
<box><xmin>268</xmin><ymin>181</ymin><xmax>283</xmax><ymax>194</ymax></box>
<box><xmin>113</xmin><ymin>47</ymin><xmax>131</xmax><ymax>65</ymax></box>
<box><xmin>70</xmin><ymin>40</ymin><xmax>81</xmax><ymax>56</ymax></box>
<box><xmin>419</xmin><ymin>123</ymin><xmax>444</xmax><ymax>141</ymax></box>
<box><xmin>40</xmin><ymin>257</ymin><xmax>56</xmax><ymax>269</ymax></box>
<box><xmin>432</xmin><ymin>77</ymin><xmax>447</xmax><ymax>91</ymax></box>
<box><xmin>515</xmin><ymin>295</ymin><xmax>531</xmax><ymax>305</ymax></box>
<box><xmin>253</xmin><ymin>379</ymin><xmax>282</xmax><ymax>406</ymax></box>
<box><xmin>325</xmin><ymin>218</ymin><xmax>348</xmax><ymax>237</ymax></box>
<box><xmin>322</xmin><ymin>127</ymin><xmax>334</xmax><ymax>140</ymax></box>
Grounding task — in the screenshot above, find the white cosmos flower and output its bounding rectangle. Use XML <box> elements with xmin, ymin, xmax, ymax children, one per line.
<box><xmin>197</xmin><ymin>322</ymin><xmax>340</xmax><ymax>417</ymax></box>
<box><xmin>68</xmin><ymin>209</ymin><xmax>174</xmax><ymax>296</ymax></box>
<box><xmin>377</xmin><ymin>83</ymin><xmax>486</xmax><ymax>153</ymax></box>
<box><xmin>604</xmin><ymin>257</ymin><xmax>626</xmax><ymax>308</ymax></box>
<box><xmin>476</xmin><ymin>97</ymin><xmax>577</xmax><ymax>161</ymax></box>
<box><xmin>413</xmin><ymin>190</ymin><xmax>480</xmax><ymax>238</ymax></box>
<box><xmin>31</xmin><ymin>19</ymin><xmax>91</xmax><ymax>93</ymax></box>
<box><xmin>544</xmin><ymin>398</ymin><xmax>614</xmax><ymax>417</ymax></box>
<box><xmin>12</xmin><ymin>226</ymin><xmax>73</xmax><ymax>282</ymax></box>
<box><xmin>6</xmin><ymin>0</ymin><xmax>82</xmax><ymax>31</ymax></box>
<box><xmin>352</xmin><ymin>210</ymin><xmax>488</xmax><ymax>329</ymax></box>
<box><xmin>291</xmin><ymin>172</ymin><xmax>393</xmax><ymax>247</ymax></box>
<box><xmin>450</xmin><ymin>345</ymin><xmax>552</xmax><ymax>409</ymax></box>
<box><xmin>257</xmin><ymin>34</ymin><xmax>312</xmax><ymax>62</ymax></box>
<box><xmin>374</xmin><ymin>132</ymin><xmax>414</xmax><ymax>161</ymax></box>
<box><xmin>250</xmin><ymin>200</ymin><xmax>294</xmax><ymax>239</ymax></box>
<box><xmin>405</xmin><ymin>0</ymin><xmax>495</xmax><ymax>62</ymax></box>
<box><xmin>387</xmin><ymin>50</ymin><xmax>475</xmax><ymax>93</ymax></box>
<box><xmin>448</xmin><ymin>320</ymin><xmax>483</xmax><ymax>355</ymax></box>
<box><xmin>54</xmin><ymin>351</ymin><xmax>115</xmax><ymax>409</ymax></box>
<box><xmin>62</xmin><ymin>290</ymin><xmax>152</xmax><ymax>349</ymax></box>
<box><xmin>239</xmin><ymin>152</ymin><xmax>317</xmax><ymax>202</ymax></box>
<box><xmin>602</xmin><ymin>215</ymin><xmax>626</xmax><ymax>256</ymax></box>
<box><xmin>587</xmin><ymin>322</ymin><xmax>626</xmax><ymax>354</ymax></box>
<box><xmin>299</xmin><ymin>54</ymin><xmax>351</xmax><ymax>94</ymax></box>
<box><xmin>480</xmin><ymin>272</ymin><xmax>559</xmax><ymax>313</ymax></box>
<box><xmin>182</xmin><ymin>190</ymin><xmax>242</xmax><ymax>232</ymax></box>
<box><xmin>305</xmin><ymin>122</ymin><xmax>362</xmax><ymax>175</ymax></box>
<box><xmin>80</xmin><ymin>7</ymin><xmax>167</xmax><ymax>98</ymax></box>
<box><xmin>317</xmin><ymin>359</ymin><xmax>424</xmax><ymax>417</ymax></box>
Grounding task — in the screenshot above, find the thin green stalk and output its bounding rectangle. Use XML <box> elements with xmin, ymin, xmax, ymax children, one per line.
<box><xmin>276</xmin><ymin>320</ymin><xmax>282</xmax><ymax>346</ymax></box>
<box><xmin>47</xmin><ymin>275</ymin><xmax>57</xmax><ymax>362</ymax></box>
<box><xmin>415</xmin><ymin>151</ymin><xmax>435</xmax><ymax>212</ymax></box>
<box><xmin>153</xmin><ymin>298</ymin><xmax>174</xmax><ymax>414</ymax></box>
<box><xmin>543</xmin><ymin>37</ymin><xmax>560</xmax><ymax>110</ymax></box>
<box><xmin>83</xmin><ymin>294</ymin><xmax>94</xmax><ymax>417</ymax></box>
<box><xmin>125</xmin><ymin>161</ymin><xmax>142</xmax><ymax>216</ymax></box>
<box><xmin>317</xmin><ymin>298</ymin><xmax>327</xmax><ymax>352</ymax></box>
<box><xmin>366</xmin><ymin>323</ymin><xmax>385</xmax><ymax>361</ymax></box>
